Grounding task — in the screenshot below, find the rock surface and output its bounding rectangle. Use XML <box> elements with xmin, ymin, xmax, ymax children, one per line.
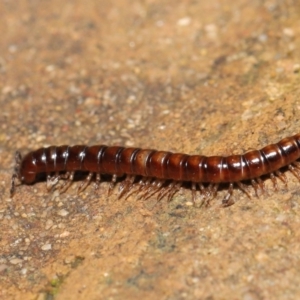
<box><xmin>1</xmin><ymin>1</ymin><xmax>300</xmax><ymax>299</ymax></box>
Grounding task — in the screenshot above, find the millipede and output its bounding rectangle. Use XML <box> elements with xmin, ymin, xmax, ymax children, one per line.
<box><xmin>10</xmin><ymin>133</ymin><xmax>300</xmax><ymax>206</ymax></box>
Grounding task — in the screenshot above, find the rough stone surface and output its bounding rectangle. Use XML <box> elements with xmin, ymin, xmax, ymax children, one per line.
<box><xmin>1</xmin><ymin>0</ymin><xmax>300</xmax><ymax>299</ymax></box>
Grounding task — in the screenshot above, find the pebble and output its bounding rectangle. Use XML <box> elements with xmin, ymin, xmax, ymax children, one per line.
<box><xmin>45</xmin><ymin>219</ymin><xmax>54</xmax><ymax>230</ymax></box>
<box><xmin>10</xmin><ymin>258</ymin><xmax>23</xmax><ymax>265</ymax></box>
<box><xmin>57</xmin><ymin>209</ymin><xmax>69</xmax><ymax>217</ymax></box>
<box><xmin>60</xmin><ymin>231</ymin><xmax>70</xmax><ymax>238</ymax></box>
<box><xmin>41</xmin><ymin>244</ymin><xmax>52</xmax><ymax>251</ymax></box>
<box><xmin>51</xmin><ymin>190</ymin><xmax>60</xmax><ymax>201</ymax></box>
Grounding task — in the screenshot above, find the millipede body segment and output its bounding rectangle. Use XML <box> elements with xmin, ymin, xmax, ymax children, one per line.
<box><xmin>10</xmin><ymin>133</ymin><xmax>300</xmax><ymax>206</ymax></box>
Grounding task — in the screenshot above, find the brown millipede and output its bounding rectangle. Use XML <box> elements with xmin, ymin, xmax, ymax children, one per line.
<box><xmin>10</xmin><ymin>133</ymin><xmax>300</xmax><ymax>206</ymax></box>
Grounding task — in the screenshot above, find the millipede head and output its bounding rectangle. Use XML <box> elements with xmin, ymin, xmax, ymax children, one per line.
<box><xmin>10</xmin><ymin>151</ymin><xmax>22</xmax><ymax>197</ymax></box>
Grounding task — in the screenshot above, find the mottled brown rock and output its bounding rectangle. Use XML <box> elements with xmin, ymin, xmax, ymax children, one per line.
<box><xmin>1</xmin><ymin>0</ymin><xmax>300</xmax><ymax>299</ymax></box>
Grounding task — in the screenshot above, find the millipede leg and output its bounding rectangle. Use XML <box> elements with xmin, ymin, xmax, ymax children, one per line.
<box><xmin>210</xmin><ymin>184</ymin><xmax>219</xmax><ymax>198</ymax></box>
<box><xmin>156</xmin><ymin>181</ymin><xmax>180</xmax><ymax>202</ymax></box>
<box><xmin>202</xmin><ymin>183</ymin><xmax>219</xmax><ymax>206</ymax></box>
<box><xmin>194</xmin><ymin>183</ymin><xmax>208</xmax><ymax>207</ymax></box>
<box><xmin>142</xmin><ymin>179</ymin><xmax>164</xmax><ymax>200</ymax></box>
<box><xmin>275</xmin><ymin>170</ymin><xmax>287</xmax><ymax>187</ymax></box>
<box><xmin>207</xmin><ymin>183</ymin><xmax>213</xmax><ymax>197</ymax></box>
<box><xmin>93</xmin><ymin>174</ymin><xmax>101</xmax><ymax>191</ymax></box>
<box><xmin>14</xmin><ymin>151</ymin><xmax>22</xmax><ymax>166</ymax></box>
<box><xmin>108</xmin><ymin>174</ymin><xmax>118</xmax><ymax>196</ymax></box>
<box><xmin>270</xmin><ymin>173</ymin><xmax>278</xmax><ymax>191</ymax></box>
<box><xmin>10</xmin><ymin>173</ymin><xmax>18</xmax><ymax>197</ymax></box>
<box><xmin>142</xmin><ymin>179</ymin><xmax>161</xmax><ymax>198</ymax></box>
<box><xmin>251</xmin><ymin>179</ymin><xmax>260</xmax><ymax>198</ymax></box>
<box><xmin>198</xmin><ymin>183</ymin><xmax>205</xmax><ymax>193</ymax></box>
<box><xmin>47</xmin><ymin>172</ymin><xmax>61</xmax><ymax>191</ymax></box>
<box><xmin>59</xmin><ymin>172</ymin><xmax>75</xmax><ymax>193</ymax></box>
<box><xmin>167</xmin><ymin>182</ymin><xmax>181</xmax><ymax>202</ymax></box>
<box><xmin>156</xmin><ymin>185</ymin><xmax>170</xmax><ymax>201</ymax></box>
<box><xmin>47</xmin><ymin>172</ymin><xmax>71</xmax><ymax>191</ymax></box>
<box><xmin>222</xmin><ymin>183</ymin><xmax>234</xmax><ymax>207</ymax></box>
<box><xmin>251</xmin><ymin>178</ymin><xmax>265</xmax><ymax>196</ymax></box>
<box><xmin>256</xmin><ymin>177</ymin><xmax>265</xmax><ymax>194</ymax></box>
<box><xmin>118</xmin><ymin>175</ymin><xmax>135</xmax><ymax>199</ymax></box>
<box><xmin>236</xmin><ymin>181</ymin><xmax>251</xmax><ymax>198</ymax></box>
<box><xmin>136</xmin><ymin>178</ymin><xmax>153</xmax><ymax>198</ymax></box>
<box><xmin>198</xmin><ymin>183</ymin><xmax>210</xmax><ymax>199</ymax></box>
<box><xmin>288</xmin><ymin>164</ymin><xmax>300</xmax><ymax>181</ymax></box>
<box><xmin>123</xmin><ymin>177</ymin><xmax>149</xmax><ymax>200</ymax></box>
<box><xmin>77</xmin><ymin>172</ymin><xmax>94</xmax><ymax>194</ymax></box>
<box><xmin>123</xmin><ymin>184</ymin><xmax>140</xmax><ymax>200</ymax></box>
<box><xmin>191</xmin><ymin>182</ymin><xmax>197</xmax><ymax>203</ymax></box>
<box><xmin>196</xmin><ymin>184</ymin><xmax>212</xmax><ymax>207</ymax></box>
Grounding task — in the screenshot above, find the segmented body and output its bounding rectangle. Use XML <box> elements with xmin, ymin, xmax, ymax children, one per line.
<box><xmin>11</xmin><ymin>133</ymin><xmax>300</xmax><ymax>206</ymax></box>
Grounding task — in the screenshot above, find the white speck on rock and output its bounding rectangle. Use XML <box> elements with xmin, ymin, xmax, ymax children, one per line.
<box><xmin>283</xmin><ymin>27</ymin><xmax>294</xmax><ymax>37</ymax></box>
<box><xmin>21</xmin><ymin>268</ymin><xmax>27</xmax><ymax>275</ymax></box>
<box><xmin>177</xmin><ymin>17</ymin><xmax>191</xmax><ymax>26</ymax></box>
